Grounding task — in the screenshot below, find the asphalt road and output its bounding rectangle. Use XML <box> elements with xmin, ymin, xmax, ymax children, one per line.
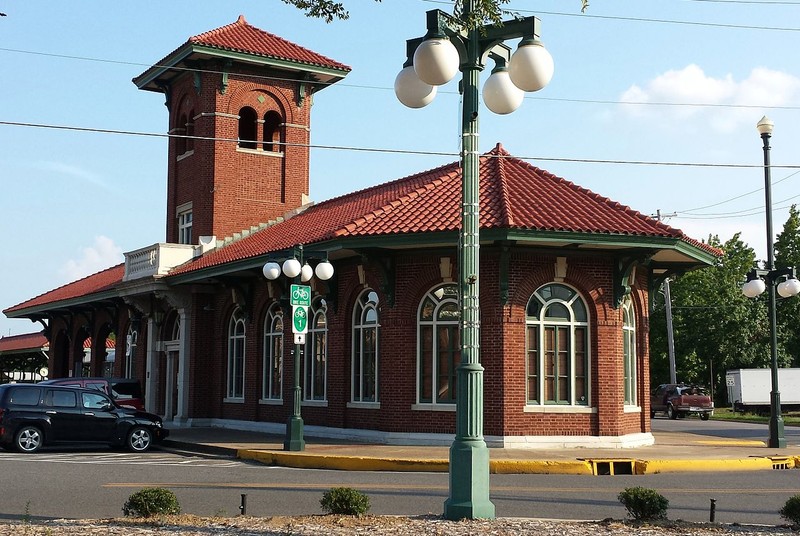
<box><xmin>651</xmin><ymin>413</ymin><xmax>800</xmax><ymax>445</ymax></box>
<box><xmin>0</xmin><ymin>445</ymin><xmax>797</xmax><ymax>526</ymax></box>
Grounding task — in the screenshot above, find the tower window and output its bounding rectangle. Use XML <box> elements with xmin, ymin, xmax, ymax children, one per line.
<box><xmin>238</xmin><ymin>107</ymin><xmax>258</xmax><ymax>149</ymax></box>
<box><xmin>177</xmin><ymin>202</ymin><xmax>193</xmax><ymax>245</ymax></box>
<box><xmin>262</xmin><ymin>111</ymin><xmax>282</xmax><ymax>152</ymax></box>
<box><xmin>176</xmin><ymin>112</ymin><xmax>188</xmax><ymax>155</ymax></box>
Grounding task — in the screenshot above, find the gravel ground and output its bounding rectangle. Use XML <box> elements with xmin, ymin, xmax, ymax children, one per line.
<box><xmin>0</xmin><ymin>516</ymin><xmax>796</xmax><ymax>536</ymax></box>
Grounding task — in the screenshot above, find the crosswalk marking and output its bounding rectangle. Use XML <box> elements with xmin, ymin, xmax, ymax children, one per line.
<box><xmin>0</xmin><ymin>450</ymin><xmax>243</xmax><ymax>467</ymax></box>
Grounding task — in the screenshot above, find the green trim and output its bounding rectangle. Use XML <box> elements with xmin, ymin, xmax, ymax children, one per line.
<box><xmin>134</xmin><ymin>43</ymin><xmax>349</xmax><ymax>92</ymax></box>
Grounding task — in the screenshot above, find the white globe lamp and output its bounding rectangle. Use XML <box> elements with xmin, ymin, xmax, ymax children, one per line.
<box><xmin>777</xmin><ymin>278</ymin><xmax>800</xmax><ymax>298</ymax></box>
<box><xmin>300</xmin><ymin>264</ymin><xmax>314</xmax><ymax>283</ymax></box>
<box><xmin>413</xmin><ymin>37</ymin><xmax>459</xmax><ymax>86</ymax></box>
<box><xmin>742</xmin><ymin>278</ymin><xmax>767</xmax><ymax>298</ymax></box>
<box><xmin>262</xmin><ymin>262</ymin><xmax>281</xmax><ymax>280</ymax></box>
<box><xmin>395</xmin><ymin>66</ymin><xmax>437</xmax><ymax>109</ymax></box>
<box><xmin>315</xmin><ymin>260</ymin><xmax>335</xmax><ymax>281</ymax></box>
<box><xmin>483</xmin><ymin>67</ymin><xmax>524</xmax><ymax>115</ymax></box>
<box><xmin>282</xmin><ymin>258</ymin><xmax>302</xmax><ymax>279</ymax></box>
<box><xmin>509</xmin><ymin>39</ymin><xmax>554</xmax><ymax>92</ymax></box>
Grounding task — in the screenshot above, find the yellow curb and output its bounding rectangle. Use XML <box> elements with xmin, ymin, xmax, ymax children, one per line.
<box><xmin>635</xmin><ymin>457</ymin><xmax>777</xmax><ymax>474</ymax></box>
<box><xmin>238</xmin><ymin>449</ymin><xmax>448</xmax><ymax>472</ymax></box>
<box><xmin>694</xmin><ymin>440</ymin><xmax>766</xmax><ymax>447</ymax></box>
<box><xmin>490</xmin><ymin>459</ymin><xmax>594</xmax><ymax>475</ymax></box>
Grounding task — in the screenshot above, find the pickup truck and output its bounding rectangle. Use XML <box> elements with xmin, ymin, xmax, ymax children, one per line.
<box><xmin>650</xmin><ymin>383</ymin><xmax>714</xmax><ymax>420</ymax></box>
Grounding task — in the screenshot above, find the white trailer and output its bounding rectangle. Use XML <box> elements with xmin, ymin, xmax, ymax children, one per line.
<box><xmin>725</xmin><ymin>368</ymin><xmax>800</xmax><ymax>413</ymax></box>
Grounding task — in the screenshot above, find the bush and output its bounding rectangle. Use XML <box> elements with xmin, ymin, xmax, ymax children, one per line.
<box><xmin>122</xmin><ymin>487</ymin><xmax>181</xmax><ymax>517</ymax></box>
<box><xmin>320</xmin><ymin>487</ymin><xmax>370</xmax><ymax>516</ymax></box>
<box><xmin>780</xmin><ymin>494</ymin><xmax>800</xmax><ymax>525</ymax></box>
<box><xmin>617</xmin><ymin>487</ymin><xmax>669</xmax><ymax>521</ymax></box>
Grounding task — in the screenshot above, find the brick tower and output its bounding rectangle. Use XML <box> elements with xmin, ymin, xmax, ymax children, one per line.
<box><xmin>133</xmin><ymin>16</ymin><xmax>350</xmax><ymax>244</ymax></box>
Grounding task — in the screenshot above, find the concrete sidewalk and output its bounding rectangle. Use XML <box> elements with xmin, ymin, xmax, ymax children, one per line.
<box><xmin>160</xmin><ymin>425</ymin><xmax>800</xmax><ymax>475</ymax></box>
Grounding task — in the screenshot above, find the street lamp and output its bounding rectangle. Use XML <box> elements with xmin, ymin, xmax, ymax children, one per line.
<box><xmin>395</xmin><ymin>3</ymin><xmax>553</xmax><ymax>521</ymax></box>
<box><xmin>263</xmin><ymin>245</ymin><xmax>334</xmax><ymax>451</ymax></box>
<box><xmin>741</xmin><ymin>116</ymin><xmax>800</xmax><ymax>449</ymax></box>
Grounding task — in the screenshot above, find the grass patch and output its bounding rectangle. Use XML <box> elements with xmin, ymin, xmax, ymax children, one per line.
<box><xmin>711</xmin><ymin>407</ymin><xmax>800</xmax><ymax>425</ymax></box>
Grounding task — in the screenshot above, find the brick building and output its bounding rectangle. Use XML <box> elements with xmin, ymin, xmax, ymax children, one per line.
<box><xmin>3</xmin><ymin>17</ymin><xmax>718</xmax><ymax>448</ymax></box>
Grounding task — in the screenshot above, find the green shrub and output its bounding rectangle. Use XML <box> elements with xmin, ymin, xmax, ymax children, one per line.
<box><xmin>320</xmin><ymin>487</ymin><xmax>371</xmax><ymax>516</ymax></box>
<box><xmin>617</xmin><ymin>487</ymin><xmax>669</xmax><ymax>521</ymax></box>
<box><xmin>122</xmin><ymin>487</ymin><xmax>181</xmax><ymax>517</ymax></box>
<box><xmin>780</xmin><ymin>494</ymin><xmax>800</xmax><ymax>525</ymax></box>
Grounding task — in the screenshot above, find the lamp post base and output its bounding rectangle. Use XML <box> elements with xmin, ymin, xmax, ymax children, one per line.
<box><xmin>443</xmin><ymin>439</ymin><xmax>496</xmax><ymax>520</ymax></box>
<box><xmin>769</xmin><ymin>398</ymin><xmax>786</xmax><ymax>449</ymax></box>
<box><xmin>284</xmin><ymin>416</ymin><xmax>305</xmax><ymax>451</ymax></box>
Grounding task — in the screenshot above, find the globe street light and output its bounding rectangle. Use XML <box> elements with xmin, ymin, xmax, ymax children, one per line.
<box><xmin>396</xmin><ymin>3</ymin><xmax>553</xmax><ymax>521</ymax></box>
<box><xmin>263</xmin><ymin>245</ymin><xmax>334</xmax><ymax>451</ymax></box>
<box><xmin>741</xmin><ymin>116</ymin><xmax>800</xmax><ymax>449</ymax></box>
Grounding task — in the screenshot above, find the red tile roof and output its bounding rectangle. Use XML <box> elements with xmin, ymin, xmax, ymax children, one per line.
<box><xmin>169</xmin><ymin>144</ymin><xmax>719</xmax><ymax>275</ymax></box>
<box><xmin>0</xmin><ymin>332</ymin><xmax>48</xmax><ymax>353</ymax></box>
<box><xmin>4</xmin><ymin>264</ymin><xmax>124</xmax><ymax>314</ymax></box>
<box><xmin>3</xmin><ymin>146</ymin><xmax>718</xmax><ymax>314</ymax></box>
<box><xmin>190</xmin><ymin>15</ymin><xmax>350</xmax><ymax>72</ymax></box>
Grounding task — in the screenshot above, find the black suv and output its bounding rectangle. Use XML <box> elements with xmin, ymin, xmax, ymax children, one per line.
<box><xmin>0</xmin><ymin>383</ymin><xmax>167</xmax><ymax>453</ymax></box>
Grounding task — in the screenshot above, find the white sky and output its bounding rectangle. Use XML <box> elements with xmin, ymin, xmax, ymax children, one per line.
<box><xmin>2</xmin><ymin>0</ymin><xmax>799</xmax><ymax>336</ymax></box>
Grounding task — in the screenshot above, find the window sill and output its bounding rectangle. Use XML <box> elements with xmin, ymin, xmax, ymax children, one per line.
<box><xmin>411</xmin><ymin>403</ymin><xmax>456</xmax><ymax>412</ymax></box>
<box><xmin>347</xmin><ymin>401</ymin><xmax>380</xmax><ymax>410</ymax></box>
<box><xmin>236</xmin><ymin>147</ymin><xmax>284</xmax><ymax>158</ymax></box>
<box><xmin>176</xmin><ymin>150</ymin><xmax>194</xmax><ymax>162</ymax></box>
<box><xmin>523</xmin><ymin>405</ymin><xmax>595</xmax><ymax>414</ymax></box>
<box><xmin>259</xmin><ymin>398</ymin><xmax>283</xmax><ymax>406</ymax></box>
<box><xmin>624</xmin><ymin>405</ymin><xmax>642</xmax><ymax>413</ymax></box>
<box><xmin>301</xmin><ymin>400</ymin><xmax>328</xmax><ymax>408</ymax></box>
<box><xmin>223</xmin><ymin>397</ymin><xmax>244</xmax><ymax>404</ymax></box>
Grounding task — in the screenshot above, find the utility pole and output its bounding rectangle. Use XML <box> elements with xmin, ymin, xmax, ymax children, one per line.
<box><xmin>656</xmin><ymin>210</ymin><xmax>678</xmax><ymax>384</ymax></box>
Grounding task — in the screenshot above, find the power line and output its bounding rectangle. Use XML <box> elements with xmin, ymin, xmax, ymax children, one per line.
<box><xmin>1</xmin><ymin>47</ymin><xmax>799</xmax><ymax>112</ymax></box>
<box><xmin>678</xmin><ymin>169</ymin><xmax>800</xmax><ymax>214</ymax></box>
<box><xmin>4</xmin><ymin>119</ymin><xmax>800</xmax><ymax>171</ymax></box>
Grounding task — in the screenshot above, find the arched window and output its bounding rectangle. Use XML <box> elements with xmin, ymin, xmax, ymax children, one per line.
<box><xmin>305</xmin><ymin>298</ymin><xmax>328</xmax><ymax>401</ymax></box>
<box><xmin>186</xmin><ymin>109</ymin><xmax>195</xmax><ymax>152</ymax></box>
<box><xmin>623</xmin><ymin>299</ymin><xmax>637</xmax><ymax>406</ymax></box>
<box><xmin>227</xmin><ymin>308</ymin><xmax>246</xmax><ymax>400</ymax></box>
<box><xmin>238</xmin><ymin>107</ymin><xmax>258</xmax><ymax>150</ymax></box>
<box><xmin>263</xmin><ymin>304</ymin><xmax>283</xmax><ymax>401</ymax></box>
<box><xmin>176</xmin><ymin>112</ymin><xmax>188</xmax><ymax>155</ymax></box>
<box><xmin>124</xmin><ymin>323</ymin><xmax>138</xmax><ymax>379</ymax></box>
<box><xmin>525</xmin><ymin>283</ymin><xmax>590</xmax><ymax>406</ymax></box>
<box><xmin>417</xmin><ymin>284</ymin><xmax>460</xmax><ymax>405</ymax></box>
<box><xmin>262</xmin><ymin>111</ymin><xmax>282</xmax><ymax>152</ymax></box>
<box><xmin>352</xmin><ymin>290</ymin><xmax>379</xmax><ymax>403</ymax></box>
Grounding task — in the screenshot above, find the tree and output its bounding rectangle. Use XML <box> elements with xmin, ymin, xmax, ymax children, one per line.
<box><xmin>283</xmin><ymin>0</ymin><xmax>589</xmax><ymax>24</ymax></box>
<box><xmin>775</xmin><ymin>204</ymin><xmax>800</xmax><ymax>366</ymax></box>
<box><xmin>650</xmin><ymin>234</ymin><xmax>767</xmax><ymax>401</ymax></box>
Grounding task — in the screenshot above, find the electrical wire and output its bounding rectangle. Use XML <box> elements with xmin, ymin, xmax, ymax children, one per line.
<box><xmin>4</xmin><ymin>119</ymin><xmax>800</xmax><ymax>171</ymax></box>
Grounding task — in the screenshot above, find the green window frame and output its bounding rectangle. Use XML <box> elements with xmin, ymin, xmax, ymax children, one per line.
<box><xmin>262</xmin><ymin>303</ymin><xmax>283</xmax><ymax>401</ymax></box>
<box><xmin>226</xmin><ymin>308</ymin><xmax>246</xmax><ymax>400</ymax></box>
<box><xmin>525</xmin><ymin>283</ymin><xmax>590</xmax><ymax>406</ymax></box>
<box><xmin>417</xmin><ymin>284</ymin><xmax>460</xmax><ymax>405</ymax></box>
<box><xmin>352</xmin><ymin>289</ymin><xmax>380</xmax><ymax>403</ymax></box>
<box><xmin>623</xmin><ymin>299</ymin><xmax>637</xmax><ymax>406</ymax></box>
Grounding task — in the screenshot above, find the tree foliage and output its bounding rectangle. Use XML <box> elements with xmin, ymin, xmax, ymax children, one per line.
<box><xmin>650</xmin><ymin>234</ymin><xmax>768</xmax><ymax>400</ymax></box>
<box><xmin>283</xmin><ymin>0</ymin><xmax>589</xmax><ymax>25</ymax></box>
<box><xmin>775</xmin><ymin>204</ymin><xmax>800</xmax><ymax>366</ymax></box>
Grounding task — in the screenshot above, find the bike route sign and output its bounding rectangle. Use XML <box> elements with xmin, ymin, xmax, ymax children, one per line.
<box><xmin>290</xmin><ymin>284</ymin><xmax>311</xmax><ymax>307</ymax></box>
<box><xmin>292</xmin><ymin>305</ymin><xmax>308</xmax><ymax>334</ymax></box>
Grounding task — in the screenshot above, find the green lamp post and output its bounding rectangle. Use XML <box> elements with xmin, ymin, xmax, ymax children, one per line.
<box><xmin>395</xmin><ymin>1</ymin><xmax>554</xmax><ymax>520</ymax></box>
<box><xmin>263</xmin><ymin>245</ymin><xmax>335</xmax><ymax>451</ymax></box>
<box><xmin>742</xmin><ymin>116</ymin><xmax>800</xmax><ymax>449</ymax></box>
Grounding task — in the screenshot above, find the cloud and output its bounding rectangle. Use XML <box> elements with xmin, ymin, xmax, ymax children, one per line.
<box><xmin>33</xmin><ymin>161</ymin><xmax>108</xmax><ymax>188</ymax></box>
<box><xmin>60</xmin><ymin>236</ymin><xmax>124</xmax><ymax>282</ymax></box>
<box><xmin>619</xmin><ymin>65</ymin><xmax>800</xmax><ymax>133</ymax></box>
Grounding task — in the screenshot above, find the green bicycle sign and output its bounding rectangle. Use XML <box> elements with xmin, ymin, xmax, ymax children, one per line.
<box><xmin>292</xmin><ymin>306</ymin><xmax>308</xmax><ymax>334</ymax></box>
<box><xmin>290</xmin><ymin>284</ymin><xmax>311</xmax><ymax>307</ymax></box>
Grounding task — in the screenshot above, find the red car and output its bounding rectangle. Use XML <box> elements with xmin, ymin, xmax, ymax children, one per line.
<box><xmin>39</xmin><ymin>377</ymin><xmax>144</xmax><ymax>411</ymax></box>
<box><xmin>650</xmin><ymin>383</ymin><xmax>714</xmax><ymax>420</ymax></box>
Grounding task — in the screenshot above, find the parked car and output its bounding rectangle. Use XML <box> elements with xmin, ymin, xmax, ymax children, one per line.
<box><xmin>39</xmin><ymin>377</ymin><xmax>144</xmax><ymax>410</ymax></box>
<box><xmin>650</xmin><ymin>383</ymin><xmax>714</xmax><ymax>420</ymax></box>
<box><xmin>0</xmin><ymin>383</ymin><xmax>167</xmax><ymax>453</ymax></box>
